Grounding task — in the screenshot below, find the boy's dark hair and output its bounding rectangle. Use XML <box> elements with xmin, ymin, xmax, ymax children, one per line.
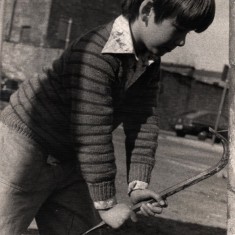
<box><xmin>121</xmin><ymin>0</ymin><xmax>215</xmax><ymax>33</ymax></box>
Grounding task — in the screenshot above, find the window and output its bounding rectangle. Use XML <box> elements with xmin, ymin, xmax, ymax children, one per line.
<box><xmin>20</xmin><ymin>25</ymin><xmax>31</xmax><ymax>43</ymax></box>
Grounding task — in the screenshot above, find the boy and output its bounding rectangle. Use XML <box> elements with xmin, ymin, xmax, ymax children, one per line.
<box><xmin>0</xmin><ymin>0</ymin><xmax>215</xmax><ymax>234</ymax></box>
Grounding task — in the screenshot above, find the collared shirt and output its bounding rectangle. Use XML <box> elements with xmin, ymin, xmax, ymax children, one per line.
<box><xmin>102</xmin><ymin>15</ymin><xmax>137</xmax><ymax>57</ymax></box>
<box><xmin>102</xmin><ymin>15</ymin><xmax>154</xmax><ymax>66</ymax></box>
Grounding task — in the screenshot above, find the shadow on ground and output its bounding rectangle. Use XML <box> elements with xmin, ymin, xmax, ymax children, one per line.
<box><xmin>102</xmin><ymin>217</ymin><xmax>226</xmax><ymax>235</ymax></box>
<box><xmin>23</xmin><ymin>217</ymin><xmax>226</xmax><ymax>235</ymax></box>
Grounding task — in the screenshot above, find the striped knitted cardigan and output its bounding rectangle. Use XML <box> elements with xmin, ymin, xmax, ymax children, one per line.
<box><xmin>0</xmin><ymin>21</ymin><xmax>161</xmax><ymax>202</ymax></box>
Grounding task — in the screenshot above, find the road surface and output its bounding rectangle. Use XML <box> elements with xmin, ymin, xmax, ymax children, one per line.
<box><xmin>112</xmin><ymin>127</ymin><xmax>227</xmax><ymax>234</ymax></box>
<box><xmin>25</xmin><ymin>128</ymin><xmax>227</xmax><ymax>235</ymax></box>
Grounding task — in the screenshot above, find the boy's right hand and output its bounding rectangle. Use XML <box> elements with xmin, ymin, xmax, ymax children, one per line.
<box><xmin>98</xmin><ymin>203</ymin><xmax>138</xmax><ymax>229</ymax></box>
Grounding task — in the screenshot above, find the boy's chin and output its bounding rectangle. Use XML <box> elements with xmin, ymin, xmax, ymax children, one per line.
<box><xmin>158</xmin><ymin>48</ymin><xmax>173</xmax><ymax>56</ymax></box>
<box><xmin>150</xmin><ymin>49</ymin><xmax>170</xmax><ymax>57</ymax></box>
<box><xmin>155</xmin><ymin>51</ymin><xmax>167</xmax><ymax>57</ymax></box>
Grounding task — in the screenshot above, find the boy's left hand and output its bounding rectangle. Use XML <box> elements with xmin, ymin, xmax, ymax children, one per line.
<box><xmin>129</xmin><ymin>189</ymin><xmax>167</xmax><ymax>217</ymax></box>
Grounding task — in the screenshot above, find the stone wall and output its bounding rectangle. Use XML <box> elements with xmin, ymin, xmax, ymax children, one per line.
<box><xmin>159</xmin><ymin>70</ymin><xmax>228</xmax><ymax>130</ymax></box>
<box><xmin>4</xmin><ymin>0</ymin><xmax>52</xmax><ymax>46</ymax></box>
<box><xmin>2</xmin><ymin>42</ymin><xmax>62</xmax><ymax>80</ymax></box>
<box><xmin>4</xmin><ymin>0</ymin><xmax>121</xmax><ymax>48</ymax></box>
<box><xmin>46</xmin><ymin>0</ymin><xmax>121</xmax><ymax>48</ymax></box>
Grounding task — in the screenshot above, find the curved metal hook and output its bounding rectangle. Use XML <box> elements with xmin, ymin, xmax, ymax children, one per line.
<box><xmin>81</xmin><ymin>128</ymin><xmax>229</xmax><ymax>234</ymax></box>
<box><xmin>132</xmin><ymin>127</ymin><xmax>229</xmax><ymax>211</ymax></box>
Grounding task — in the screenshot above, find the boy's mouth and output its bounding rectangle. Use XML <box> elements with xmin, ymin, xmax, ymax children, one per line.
<box><xmin>162</xmin><ymin>46</ymin><xmax>174</xmax><ymax>52</ymax></box>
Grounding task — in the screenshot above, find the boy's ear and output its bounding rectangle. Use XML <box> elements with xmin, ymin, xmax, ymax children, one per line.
<box><xmin>139</xmin><ymin>0</ymin><xmax>153</xmax><ymax>24</ymax></box>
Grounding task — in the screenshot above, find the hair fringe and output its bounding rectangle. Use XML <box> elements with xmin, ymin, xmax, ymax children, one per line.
<box><xmin>121</xmin><ymin>0</ymin><xmax>215</xmax><ymax>32</ymax></box>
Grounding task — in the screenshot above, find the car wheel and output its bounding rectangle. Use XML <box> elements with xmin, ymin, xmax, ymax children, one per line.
<box><xmin>176</xmin><ymin>131</ymin><xmax>185</xmax><ymax>137</ymax></box>
<box><xmin>214</xmin><ymin>137</ymin><xmax>221</xmax><ymax>144</ymax></box>
<box><xmin>198</xmin><ymin>131</ymin><xmax>207</xmax><ymax>141</ymax></box>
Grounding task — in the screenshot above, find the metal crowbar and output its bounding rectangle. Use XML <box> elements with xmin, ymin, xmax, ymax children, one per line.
<box><xmin>81</xmin><ymin>128</ymin><xmax>229</xmax><ymax>235</ymax></box>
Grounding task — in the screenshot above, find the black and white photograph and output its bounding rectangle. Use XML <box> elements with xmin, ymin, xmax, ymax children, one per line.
<box><xmin>0</xmin><ymin>0</ymin><xmax>232</xmax><ymax>234</ymax></box>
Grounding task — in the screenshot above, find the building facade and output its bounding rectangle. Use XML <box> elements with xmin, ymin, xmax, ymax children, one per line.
<box><xmin>47</xmin><ymin>0</ymin><xmax>120</xmax><ymax>48</ymax></box>
<box><xmin>4</xmin><ymin>0</ymin><xmax>52</xmax><ymax>46</ymax></box>
<box><xmin>2</xmin><ymin>1</ymin><xmax>228</xmax><ymax>131</ymax></box>
<box><xmin>4</xmin><ymin>0</ymin><xmax>120</xmax><ymax>48</ymax></box>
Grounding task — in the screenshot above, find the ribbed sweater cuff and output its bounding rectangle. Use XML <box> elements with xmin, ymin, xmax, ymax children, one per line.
<box><xmin>87</xmin><ymin>181</ymin><xmax>116</xmax><ymax>202</ymax></box>
<box><xmin>128</xmin><ymin>163</ymin><xmax>153</xmax><ymax>184</ymax></box>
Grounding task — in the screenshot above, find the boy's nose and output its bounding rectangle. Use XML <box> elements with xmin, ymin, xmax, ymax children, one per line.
<box><xmin>175</xmin><ymin>38</ymin><xmax>185</xmax><ymax>47</ymax></box>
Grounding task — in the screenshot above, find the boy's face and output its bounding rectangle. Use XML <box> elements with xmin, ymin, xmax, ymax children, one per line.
<box><xmin>140</xmin><ymin>9</ymin><xmax>191</xmax><ymax>57</ymax></box>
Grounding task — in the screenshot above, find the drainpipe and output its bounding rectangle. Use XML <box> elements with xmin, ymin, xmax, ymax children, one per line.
<box><xmin>65</xmin><ymin>18</ymin><xmax>73</xmax><ymax>49</ymax></box>
<box><xmin>228</xmin><ymin>0</ymin><xmax>235</xmax><ymax>234</ymax></box>
<box><xmin>0</xmin><ymin>0</ymin><xmax>6</xmax><ymax>89</ymax></box>
<box><xmin>6</xmin><ymin>0</ymin><xmax>17</xmax><ymax>41</ymax></box>
<box><xmin>212</xmin><ymin>65</ymin><xmax>229</xmax><ymax>144</ymax></box>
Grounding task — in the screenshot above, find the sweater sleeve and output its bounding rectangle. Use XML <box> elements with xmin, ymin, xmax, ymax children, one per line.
<box><xmin>123</xmin><ymin>62</ymin><xmax>161</xmax><ymax>184</ymax></box>
<box><xmin>64</xmin><ymin>34</ymin><xmax>119</xmax><ymax>202</ymax></box>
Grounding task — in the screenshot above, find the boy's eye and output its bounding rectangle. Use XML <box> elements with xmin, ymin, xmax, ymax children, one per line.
<box><xmin>173</xmin><ymin>23</ymin><xmax>188</xmax><ymax>33</ymax></box>
<box><xmin>176</xmin><ymin>26</ymin><xmax>186</xmax><ymax>32</ymax></box>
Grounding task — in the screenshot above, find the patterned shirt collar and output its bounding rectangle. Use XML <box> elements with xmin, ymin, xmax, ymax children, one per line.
<box><xmin>102</xmin><ymin>15</ymin><xmax>138</xmax><ymax>59</ymax></box>
<box><xmin>102</xmin><ymin>15</ymin><xmax>156</xmax><ymax>65</ymax></box>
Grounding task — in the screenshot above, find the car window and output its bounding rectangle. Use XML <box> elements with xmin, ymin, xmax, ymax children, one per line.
<box><xmin>175</xmin><ymin>110</ymin><xmax>196</xmax><ymax>118</ymax></box>
<box><xmin>186</xmin><ymin>111</ymin><xmax>206</xmax><ymax>119</ymax></box>
<box><xmin>195</xmin><ymin>113</ymin><xmax>216</xmax><ymax>126</ymax></box>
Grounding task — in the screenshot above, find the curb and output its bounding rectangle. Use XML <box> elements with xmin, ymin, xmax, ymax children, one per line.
<box><xmin>159</xmin><ymin>130</ymin><xmax>223</xmax><ymax>152</ymax></box>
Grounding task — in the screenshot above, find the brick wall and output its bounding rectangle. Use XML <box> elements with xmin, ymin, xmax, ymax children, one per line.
<box><xmin>4</xmin><ymin>0</ymin><xmax>121</xmax><ymax>48</ymax></box>
<box><xmin>4</xmin><ymin>0</ymin><xmax>52</xmax><ymax>46</ymax></box>
<box><xmin>159</xmin><ymin>71</ymin><xmax>192</xmax><ymax>129</ymax></box>
<box><xmin>189</xmin><ymin>81</ymin><xmax>228</xmax><ymax>117</ymax></box>
<box><xmin>46</xmin><ymin>0</ymin><xmax>121</xmax><ymax>48</ymax></box>
<box><xmin>2</xmin><ymin>42</ymin><xmax>62</xmax><ymax>81</ymax></box>
<box><xmin>159</xmin><ymin>70</ymin><xmax>228</xmax><ymax>130</ymax></box>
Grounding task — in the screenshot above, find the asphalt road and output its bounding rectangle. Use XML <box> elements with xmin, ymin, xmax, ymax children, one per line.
<box><xmin>113</xmin><ymin>127</ymin><xmax>227</xmax><ymax>234</ymax></box>
<box><xmin>25</xmin><ymin>128</ymin><xmax>227</xmax><ymax>235</ymax></box>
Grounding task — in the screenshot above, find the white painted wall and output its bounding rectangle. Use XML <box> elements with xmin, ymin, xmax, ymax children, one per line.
<box><xmin>162</xmin><ymin>0</ymin><xmax>229</xmax><ymax>72</ymax></box>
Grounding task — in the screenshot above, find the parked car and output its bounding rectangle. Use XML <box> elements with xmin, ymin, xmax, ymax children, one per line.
<box><xmin>0</xmin><ymin>78</ymin><xmax>22</xmax><ymax>112</ymax></box>
<box><xmin>169</xmin><ymin>110</ymin><xmax>228</xmax><ymax>142</ymax></box>
<box><xmin>0</xmin><ymin>78</ymin><xmax>21</xmax><ymax>101</ymax></box>
<box><xmin>0</xmin><ymin>89</ymin><xmax>16</xmax><ymax>102</ymax></box>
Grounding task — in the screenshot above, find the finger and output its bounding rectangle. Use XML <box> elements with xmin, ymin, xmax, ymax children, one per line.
<box><xmin>154</xmin><ymin>209</ymin><xmax>163</xmax><ymax>217</ymax></box>
<box><xmin>151</xmin><ymin>202</ymin><xmax>160</xmax><ymax>207</ymax></box>
<box><xmin>151</xmin><ymin>201</ymin><xmax>167</xmax><ymax>208</ymax></box>
<box><xmin>140</xmin><ymin>204</ymin><xmax>150</xmax><ymax>216</ymax></box>
<box><xmin>150</xmin><ymin>205</ymin><xmax>163</xmax><ymax>214</ymax></box>
<box><xmin>130</xmin><ymin>211</ymin><xmax>138</xmax><ymax>223</ymax></box>
<box><xmin>147</xmin><ymin>203</ymin><xmax>159</xmax><ymax>216</ymax></box>
<box><xmin>159</xmin><ymin>200</ymin><xmax>166</xmax><ymax>207</ymax></box>
<box><xmin>145</xmin><ymin>202</ymin><xmax>163</xmax><ymax>214</ymax></box>
<box><xmin>141</xmin><ymin>203</ymin><xmax>155</xmax><ymax>216</ymax></box>
<box><xmin>142</xmin><ymin>203</ymin><xmax>163</xmax><ymax>216</ymax></box>
<box><xmin>148</xmin><ymin>192</ymin><xmax>166</xmax><ymax>207</ymax></box>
